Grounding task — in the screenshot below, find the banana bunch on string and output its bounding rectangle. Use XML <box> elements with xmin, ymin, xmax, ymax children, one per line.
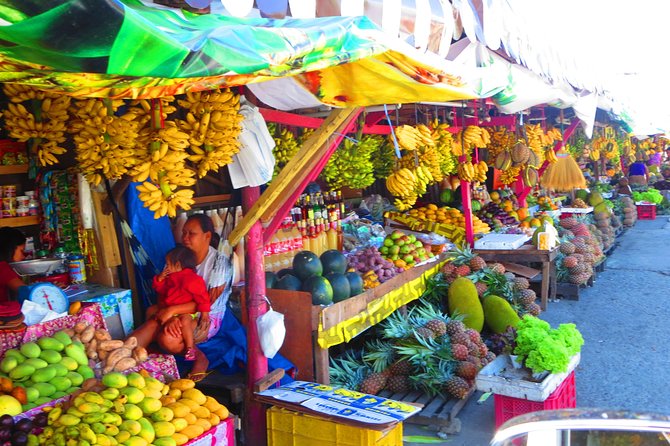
<box><xmin>394</xmin><ymin>124</ymin><xmax>434</xmax><ymax>151</ymax></box>
<box><xmin>176</xmin><ymin>88</ymin><xmax>244</xmax><ymax>178</ymax></box>
<box><xmin>371</xmin><ymin>139</ymin><xmax>397</xmax><ymax>179</ymax></box>
<box><xmin>452</xmin><ymin>126</ymin><xmax>490</xmax><ymax>156</ymax></box>
<box><xmin>2</xmin><ymin>85</ymin><xmax>71</xmax><ymax>166</ymax></box>
<box><xmin>127</xmin><ymin>98</ymin><xmax>197</xmax><ymax>218</ymax></box>
<box><xmin>68</xmin><ymin>98</ymin><xmax>140</xmax><ymax>186</ymax></box>
<box><xmin>385</xmin><ymin>167</ymin><xmax>433</xmax><ymax>211</ymax></box>
<box><xmin>487</xmin><ymin>127</ymin><xmax>516</xmax><ymax>158</ymax></box>
<box><xmin>322</xmin><ymin>135</ymin><xmax>379</xmax><ymax>189</ymax></box>
<box><xmin>499</xmin><ymin>166</ymin><xmax>521</xmax><ymax>185</ymax></box>
<box><xmin>544</xmin><ymin>148</ymin><xmax>558</xmax><ymax>163</ymax></box>
<box><xmin>429</xmin><ymin>119</ymin><xmax>458</xmax><ymax>176</ymax></box>
<box><xmin>399</xmin><ymin>147</ymin><xmax>443</xmax><ymax>183</ymax></box>
<box><xmin>136</xmin><ymin>180</ymin><xmax>195</xmax><ymax>219</ymax></box>
<box><xmin>456</xmin><ymin>160</ymin><xmax>487</xmax><ymax>182</ymax></box>
<box><xmin>271</xmin><ymin>127</ymin><xmax>300</xmax><ymax>178</ymax></box>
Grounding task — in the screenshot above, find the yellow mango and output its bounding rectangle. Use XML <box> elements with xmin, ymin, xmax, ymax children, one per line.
<box><xmin>115</xmin><ymin>430</ymin><xmax>131</xmax><ymax>443</ymax></box>
<box><xmin>180</xmin><ymin>425</ymin><xmax>205</xmax><ymax>439</ymax></box>
<box><xmin>167</xmin><ymin>403</ymin><xmax>190</xmax><ymax>418</ymax></box>
<box><xmin>151</xmin><ymin>407</ymin><xmax>174</xmax><ymax>422</ymax></box>
<box><xmin>172</xmin><ymin>433</ymin><xmax>189</xmax><ymax>446</ymax></box>
<box><xmin>167</xmin><ymin>389</ymin><xmax>182</xmax><ymax>399</ymax></box>
<box><xmin>194</xmin><ymin>418</ymin><xmax>211</xmax><ymax>431</ymax></box>
<box><xmin>178</xmin><ymin>399</ymin><xmax>199</xmax><ymax>411</ymax></box>
<box><xmin>169</xmin><ymin>379</ymin><xmax>195</xmax><ymax>391</ymax></box>
<box><xmin>208</xmin><ymin>413</ymin><xmax>220</xmax><ymax>426</ymax></box>
<box><xmin>160</xmin><ymin>396</ymin><xmax>176</xmax><ymax>407</ymax></box>
<box><xmin>193</xmin><ymin>407</ymin><xmax>210</xmax><ymax>419</ymax></box>
<box><xmin>204</xmin><ymin>396</ymin><xmax>221</xmax><ymax>412</ymax></box>
<box><xmin>183</xmin><ymin>413</ymin><xmax>197</xmax><ymax>425</ymax></box>
<box><xmin>171</xmin><ymin>417</ymin><xmax>188</xmax><ymax>432</ymax></box>
<box><xmin>181</xmin><ymin>389</ymin><xmax>206</xmax><ymax>405</ymax></box>
<box><xmin>153</xmin><ymin>421</ymin><xmax>176</xmax><ymax>438</ymax></box>
<box><xmin>124</xmin><ymin>436</ymin><xmax>149</xmax><ymax>446</ymax></box>
<box><xmin>214</xmin><ymin>406</ymin><xmax>229</xmax><ymax>420</ymax></box>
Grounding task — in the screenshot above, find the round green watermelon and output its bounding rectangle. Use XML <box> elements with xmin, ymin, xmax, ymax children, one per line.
<box><xmin>276</xmin><ymin>268</ymin><xmax>294</xmax><ymax>279</ymax></box>
<box><xmin>265</xmin><ymin>271</ymin><xmax>278</xmax><ymax>289</ymax></box>
<box><xmin>440</xmin><ymin>189</ymin><xmax>454</xmax><ymax>204</ymax></box>
<box><xmin>302</xmin><ymin>276</ymin><xmax>334</xmax><ymax>305</ymax></box>
<box><xmin>293</xmin><ymin>251</ymin><xmax>323</xmax><ymax>280</ymax></box>
<box><xmin>275</xmin><ymin>274</ymin><xmax>302</xmax><ymax>291</ymax></box>
<box><xmin>325</xmin><ymin>272</ymin><xmax>351</xmax><ymax>303</ymax></box>
<box><xmin>345</xmin><ymin>272</ymin><xmax>364</xmax><ymax>297</ymax></box>
<box><xmin>320</xmin><ymin>250</ymin><xmax>348</xmax><ymax>275</ymax></box>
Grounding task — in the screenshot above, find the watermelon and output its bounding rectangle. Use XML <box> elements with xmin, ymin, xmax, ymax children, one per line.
<box><xmin>325</xmin><ymin>273</ymin><xmax>351</xmax><ymax>303</ymax></box>
<box><xmin>276</xmin><ymin>268</ymin><xmax>294</xmax><ymax>279</ymax></box>
<box><xmin>345</xmin><ymin>272</ymin><xmax>364</xmax><ymax>297</ymax></box>
<box><xmin>320</xmin><ymin>250</ymin><xmax>348</xmax><ymax>275</ymax></box>
<box><xmin>265</xmin><ymin>272</ymin><xmax>278</xmax><ymax>289</ymax></box>
<box><xmin>275</xmin><ymin>274</ymin><xmax>302</xmax><ymax>291</ymax></box>
<box><xmin>302</xmin><ymin>276</ymin><xmax>334</xmax><ymax>305</ymax></box>
<box><xmin>440</xmin><ymin>189</ymin><xmax>454</xmax><ymax>204</ymax></box>
<box><xmin>293</xmin><ymin>251</ymin><xmax>323</xmax><ymax>280</ymax></box>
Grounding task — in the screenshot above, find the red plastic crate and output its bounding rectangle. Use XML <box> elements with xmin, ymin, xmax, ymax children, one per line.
<box><xmin>637</xmin><ymin>204</ymin><xmax>656</xmax><ymax>220</ymax></box>
<box><xmin>494</xmin><ymin>371</ymin><xmax>576</xmax><ymax>429</ymax></box>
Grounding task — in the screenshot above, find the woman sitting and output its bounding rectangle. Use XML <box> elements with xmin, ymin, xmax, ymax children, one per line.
<box><xmin>0</xmin><ymin>227</ymin><xmax>26</xmax><ymax>302</ymax></box>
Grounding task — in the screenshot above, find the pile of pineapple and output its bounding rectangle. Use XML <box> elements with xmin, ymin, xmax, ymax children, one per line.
<box><xmin>556</xmin><ymin>217</ymin><xmax>605</xmax><ymax>285</ymax></box>
<box><xmin>330</xmin><ymin>304</ymin><xmax>494</xmax><ymax>400</ymax></box>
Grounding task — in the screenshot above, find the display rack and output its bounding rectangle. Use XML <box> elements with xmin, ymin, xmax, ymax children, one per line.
<box><xmin>0</xmin><ymin>215</ymin><xmax>39</xmax><ymax>227</ymax></box>
<box><xmin>0</xmin><ymin>165</ymin><xmax>28</xmax><ymax>175</ymax></box>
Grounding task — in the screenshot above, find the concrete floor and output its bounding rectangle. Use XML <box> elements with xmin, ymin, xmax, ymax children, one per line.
<box><xmin>404</xmin><ymin>218</ymin><xmax>670</xmax><ymax>445</ymax></box>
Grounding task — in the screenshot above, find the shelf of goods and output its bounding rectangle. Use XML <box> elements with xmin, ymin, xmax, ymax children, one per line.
<box><xmin>255</xmin><ymin>254</ymin><xmax>447</xmax><ymax>384</ymax></box>
<box><xmin>0</xmin><ymin>216</ymin><xmax>39</xmax><ymax>227</ymax></box>
<box><xmin>0</xmin><ymin>165</ymin><xmax>28</xmax><ymax>175</ymax></box>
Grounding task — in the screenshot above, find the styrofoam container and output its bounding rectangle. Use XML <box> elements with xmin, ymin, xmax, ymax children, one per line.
<box><xmin>475</xmin><ymin>353</ymin><xmax>580</xmax><ymax>402</ymax></box>
<box><xmin>474</xmin><ymin>233</ymin><xmax>530</xmax><ymax>250</ymax></box>
<box><xmin>560</xmin><ymin>207</ymin><xmax>593</xmax><ymax>214</ymax></box>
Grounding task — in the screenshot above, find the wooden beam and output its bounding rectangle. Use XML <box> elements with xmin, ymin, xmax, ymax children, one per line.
<box><xmin>228</xmin><ymin>107</ymin><xmax>362</xmax><ymax>246</ymax></box>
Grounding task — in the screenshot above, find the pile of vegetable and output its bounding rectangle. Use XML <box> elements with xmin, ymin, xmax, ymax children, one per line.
<box><xmin>632</xmin><ymin>188</ymin><xmax>664</xmax><ymax>204</ymax></box>
<box><xmin>348</xmin><ymin>247</ymin><xmax>402</xmax><ymax>283</ymax></box>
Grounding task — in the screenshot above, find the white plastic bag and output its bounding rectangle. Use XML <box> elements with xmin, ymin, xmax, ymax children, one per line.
<box><xmin>256</xmin><ymin>300</ymin><xmax>285</xmax><ymax>359</ymax></box>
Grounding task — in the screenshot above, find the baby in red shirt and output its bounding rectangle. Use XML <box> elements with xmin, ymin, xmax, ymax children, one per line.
<box><xmin>150</xmin><ymin>246</ymin><xmax>210</xmax><ymax>361</ymax></box>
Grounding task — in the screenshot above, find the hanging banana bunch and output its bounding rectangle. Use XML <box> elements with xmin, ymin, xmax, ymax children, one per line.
<box><xmin>271</xmin><ymin>127</ymin><xmax>300</xmax><ymax>177</ymax></box>
<box><xmin>2</xmin><ymin>85</ymin><xmax>70</xmax><ymax>166</ymax></box>
<box><xmin>500</xmin><ymin>166</ymin><xmax>522</xmax><ymax>185</ymax></box>
<box><xmin>385</xmin><ymin>166</ymin><xmax>433</xmax><ymax>211</ymax></box>
<box><xmin>545</xmin><ymin>148</ymin><xmax>558</xmax><ymax>163</ymax></box>
<box><xmin>371</xmin><ymin>139</ymin><xmax>396</xmax><ymax>179</ymax></box>
<box><xmin>430</xmin><ymin>119</ymin><xmax>458</xmax><ymax>176</ymax></box>
<box><xmin>455</xmin><ymin>126</ymin><xmax>491</xmax><ymax>155</ymax></box>
<box><xmin>176</xmin><ymin>88</ymin><xmax>244</xmax><ymax>178</ymax></box>
<box><xmin>322</xmin><ymin>135</ymin><xmax>379</xmax><ymax>189</ymax></box>
<box><xmin>68</xmin><ymin>98</ymin><xmax>139</xmax><ymax>186</ymax></box>
<box><xmin>456</xmin><ymin>161</ymin><xmax>476</xmax><ymax>182</ymax></box>
<box><xmin>394</xmin><ymin>125</ymin><xmax>433</xmax><ymax>151</ymax></box>
<box><xmin>128</xmin><ymin>99</ymin><xmax>196</xmax><ymax>218</ymax></box>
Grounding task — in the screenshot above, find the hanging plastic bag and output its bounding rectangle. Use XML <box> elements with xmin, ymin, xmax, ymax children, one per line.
<box><xmin>256</xmin><ymin>298</ymin><xmax>285</xmax><ymax>359</ymax></box>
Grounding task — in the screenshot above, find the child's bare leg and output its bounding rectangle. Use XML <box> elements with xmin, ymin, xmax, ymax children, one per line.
<box><xmin>178</xmin><ymin>314</ymin><xmax>196</xmax><ymax>358</ymax></box>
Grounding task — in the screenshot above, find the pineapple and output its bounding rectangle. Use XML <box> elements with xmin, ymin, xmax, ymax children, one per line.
<box><xmin>518</xmin><ymin>289</ymin><xmax>536</xmax><ymax>305</ymax></box>
<box><xmin>465</xmin><ymin>328</ymin><xmax>482</xmax><ymax>345</ymax></box>
<box><xmin>512</xmin><ymin>277</ymin><xmax>529</xmax><ymax>291</ymax></box>
<box><xmin>448</xmin><ymin>244</ymin><xmax>477</xmax><ymax>266</ymax></box>
<box><xmin>445</xmin><ymin>319</ymin><xmax>466</xmax><ymax>336</ymax></box>
<box><xmin>455</xmin><ymin>361</ymin><xmax>478</xmax><ymax>380</ymax></box>
<box><xmin>445</xmin><ymin>376</ymin><xmax>471</xmax><ymax>399</ymax></box>
<box><xmin>559</xmin><ymin>217</ymin><xmax>578</xmax><ymax>229</ymax></box>
<box><xmin>485</xmin><ymin>351</ymin><xmax>496</xmax><ymax>363</ymax></box>
<box><xmin>451</xmin><ymin>344</ymin><xmax>469</xmax><ymax>361</ymax></box>
<box><xmin>562</xmin><ymin>255</ymin><xmax>578</xmax><ymax>268</ymax></box>
<box><xmin>559</xmin><ymin>241</ymin><xmax>576</xmax><ymax>255</ymax></box>
<box><xmin>388</xmin><ymin>359</ymin><xmax>412</xmax><ymax>376</ymax></box>
<box><xmin>385</xmin><ymin>375</ymin><xmax>410</xmax><ymax>393</ymax></box>
<box><xmin>455</xmin><ymin>264</ymin><xmax>471</xmax><ymax>277</ymax></box>
<box><xmin>414</xmin><ymin>327</ymin><xmax>436</xmax><ymax>339</ymax></box>
<box><xmin>408</xmin><ymin>360</ymin><xmax>456</xmax><ymax>397</ymax></box>
<box><xmin>359</xmin><ymin>371</ymin><xmax>388</xmax><ymax>395</ymax></box>
<box><xmin>489</xmin><ymin>263</ymin><xmax>506</xmax><ymax>274</ymax></box>
<box><xmin>412</xmin><ymin>304</ymin><xmax>449</xmax><ymax>337</ymax></box>
<box><xmin>467</xmin><ymin>355</ymin><xmax>482</xmax><ymax>369</ymax></box>
<box><xmin>450</xmin><ymin>331</ymin><xmax>470</xmax><ymax>346</ymax></box>
<box><xmin>423</xmin><ymin>320</ymin><xmax>446</xmax><ymax>337</ymax></box>
<box><xmin>330</xmin><ymin>352</ymin><xmax>366</xmax><ymax>390</ymax></box>
<box><xmin>525</xmin><ymin>302</ymin><xmax>541</xmax><ymax>316</ymax></box>
<box><xmin>381</xmin><ymin>311</ymin><xmax>416</xmax><ymax>340</ymax></box>
<box><xmin>474</xmin><ymin>281</ymin><xmax>488</xmax><ymax>297</ymax></box>
<box><xmin>469</xmin><ymin>255</ymin><xmax>487</xmax><ymax>271</ymax></box>
<box><xmin>363</xmin><ymin>340</ymin><xmax>397</xmax><ymax>372</ymax></box>
<box><xmin>441</xmin><ymin>262</ymin><xmax>456</xmax><ymax>276</ymax></box>
<box><xmin>478</xmin><ymin>343</ymin><xmax>489</xmax><ymax>357</ymax></box>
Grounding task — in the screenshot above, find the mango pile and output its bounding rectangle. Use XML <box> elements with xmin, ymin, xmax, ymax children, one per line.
<box><xmin>0</xmin><ymin>332</ymin><xmax>94</xmax><ymax>411</ymax></box>
<box><xmin>39</xmin><ymin>372</ymin><xmax>229</xmax><ymax>446</ymax></box>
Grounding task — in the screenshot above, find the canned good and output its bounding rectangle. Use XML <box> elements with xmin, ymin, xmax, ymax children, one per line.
<box><xmin>3</xmin><ymin>185</ymin><xmax>16</xmax><ymax>198</ymax></box>
<box><xmin>68</xmin><ymin>254</ymin><xmax>87</xmax><ymax>284</ymax></box>
<box><xmin>16</xmin><ymin>196</ymin><xmax>29</xmax><ymax>207</ymax></box>
<box><xmin>2</xmin><ymin>197</ymin><xmax>15</xmax><ymax>210</ymax></box>
<box><xmin>16</xmin><ymin>206</ymin><xmax>29</xmax><ymax>217</ymax></box>
<box><xmin>2</xmin><ymin>209</ymin><xmax>16</xmax><ymax>218</ymax></box>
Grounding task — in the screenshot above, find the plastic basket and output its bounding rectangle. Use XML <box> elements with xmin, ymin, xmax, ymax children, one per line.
<box><xmin>267</xmin><ymin>406</ymin><xmax>403</xmax><ymax>446</ymax></box>
<box><xmin>636</xmin><ymin>204</ymin><xmax>656</xmax><ymax>220</ymax></box>
<box><xmin>494</xmin><ymin>371</ymin><xmax>576</xmax><ymax>429</ymax></box>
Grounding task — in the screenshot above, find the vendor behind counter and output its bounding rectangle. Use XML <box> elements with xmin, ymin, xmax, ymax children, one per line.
<box><xmin>0</xmin><ymin>227</ymin><xmax>26</xmax><ymax>302</ymax></box>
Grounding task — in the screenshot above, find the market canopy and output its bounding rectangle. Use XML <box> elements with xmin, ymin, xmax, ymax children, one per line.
<box><xmin>0</xmin><ymin>0</ymin><xmax>505</xmax><ymax>105</ymax></box>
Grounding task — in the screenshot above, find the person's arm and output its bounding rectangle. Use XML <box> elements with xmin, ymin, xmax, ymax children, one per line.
<box><xmin>186</xmin><ymin>276</ymin><xmax>211</xmax><ymax>313</ymax></box>
<box><xmin>6</xmin><ymin>277</ymin><xmax>24</xmax><ymax>298</ymax></box>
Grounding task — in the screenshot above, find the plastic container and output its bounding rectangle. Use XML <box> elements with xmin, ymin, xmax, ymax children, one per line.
<box><xmin>16</xmin><ymin>205</ymin><xmax>29</xmax><ymax>217</ymax></box>
<box><xmin>68</xmin><ymin>254</ymin><xmax>87</xmax><ymax>283</ymax></box>
<box><xmin>16</xmin><ymin>195</ymin><xmax>29</xmax><ymax>207</ymax></box>
<box><xmin>266</xmin><ymin>406</ymin><xmax>403</xmax><ymax>446</ymax></box>
<box><xmin>636</xmin><ymin>203</ymin><xmax>656</xmax><ymax>220</ymax></box>
<box><xmin>3</xmin><ymin>184</ymin><xmax>16</xmax><ymax>198</ymax></box>
<box><xmin>494</xmin><ymin>371</ymin><xmax>576</xmax><ymax>429</ymax></box>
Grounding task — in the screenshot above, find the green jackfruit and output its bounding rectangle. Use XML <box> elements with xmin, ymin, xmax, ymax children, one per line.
<box><xmin>446</xmin><ymin>277</ymin><xmax>484</xmax><ymax>332</ymax></box>
<box><xmin>588</xmin><ymin>191</ymin><xmax>604</xmax><ymax>207</ymax></box>
<box><xmin>482</xmin><ymin>295</ymin><xmax>521</xmax><ymax>334</ymax></box>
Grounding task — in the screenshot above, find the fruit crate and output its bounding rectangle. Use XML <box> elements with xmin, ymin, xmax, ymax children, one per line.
<box><xmin>494</xmin><ymin>371</ymin><xmax>576</xmax><ymax>429</ymax></box>
<box><xmin>636</xmin><ymin>203</ymin><xmax>656</xmax><ymax>220</ymax></box>
<box><xmin>266</xmin><ymin>406</ymin><xmax>403</xmax><ymax>446</ymax></box>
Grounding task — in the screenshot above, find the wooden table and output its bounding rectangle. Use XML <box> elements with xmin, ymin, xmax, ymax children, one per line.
<box><xmin>474</xmin><ymin>245</ymin><xmax>558</xmax><ymax>310</ymax></box>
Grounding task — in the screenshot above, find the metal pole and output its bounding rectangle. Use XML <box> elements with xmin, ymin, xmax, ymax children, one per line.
<box><xmin>242</xmin><ymin>185</ymin><xmax>268</xmax><ymax>446</ymax></box>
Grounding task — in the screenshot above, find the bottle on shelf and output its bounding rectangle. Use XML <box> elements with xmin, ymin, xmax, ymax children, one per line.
<box><xmin>327</xmin><ymin>217</ymin><xmax>339</xmax><ymax>251</ymax></box>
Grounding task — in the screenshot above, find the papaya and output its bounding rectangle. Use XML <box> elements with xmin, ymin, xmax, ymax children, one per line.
<box><xmin>446</xmin><ymin>277</ymin><xmax>484</xmax><ymax>332</ymax></box>
<box><xmin>482</xmin><ymin>295</ymin><xmax>521</xmax><ymax>334</ymax></box>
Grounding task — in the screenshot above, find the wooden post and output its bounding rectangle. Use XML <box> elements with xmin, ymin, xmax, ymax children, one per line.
<box><xmin>242</xmin><ymin>185</ymin><xmax>269</xmax><ymax>446</ymax></box>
